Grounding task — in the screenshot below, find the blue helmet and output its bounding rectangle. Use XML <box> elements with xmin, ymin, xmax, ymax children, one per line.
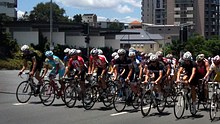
<box><xmin>45</xmin><ymin>51</ymin><xmax>53</xmax><ymax>57</ymax></box>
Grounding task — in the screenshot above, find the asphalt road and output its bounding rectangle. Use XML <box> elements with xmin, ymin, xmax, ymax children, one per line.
<box><xmin>0</xmin><ymin>70</ymin><xmax>219</xmax><ymax>124</ymax></box>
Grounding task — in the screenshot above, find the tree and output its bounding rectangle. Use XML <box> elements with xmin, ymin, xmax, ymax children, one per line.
<box><xmin>29</xmin><ymin>2</ymin><xmax>69</xmax><ymax>22</ymax></box>
<box><xmin>73</xmin><ymin>14</ymin><xmax>82</xmax><ymax>23</ymax></box>
<box><xmin>109</xmin><ymin>22</ymin><xmax>123</xmax><ymax>30</ymax></box>
<box><xmin>17</xmin><ymin>11</ymin><xmax>29</xmax><ymax>21</ymax></box>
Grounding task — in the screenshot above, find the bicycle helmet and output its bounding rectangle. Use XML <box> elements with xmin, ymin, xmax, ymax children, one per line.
<box><xmin>128</xmin><ymin>52</ymin><xmax>136</xmax><ymax>57</ymax></box>
<box><xmin>213</xmin><ymin>55</ymin><xmax>220</xmax><ymax>64</ymax></box>
<box><xmin>90</xmin><ymin>48</ymin><xmax>99</xmax><ymax>55</ymax></box>
<box><xmin>98</xmin><ymin>49</ymin><xmax>103</xmax><ymax>55</ymax></box>
<box><xmin>76</xmin><ymin>49</ymin><xmax>82</xmax><ymax>54</ymax></box>
<box><xmin>21</xmin><ymin>45</ymin><xmax>29</xmax><ymax>52</ymax></box>
<box><xmin>114</xmin><ymin>55</ymin><xmax>119</xmax><ymax>60</ymax></box>
<box><xmin>166</xmin><ymin>54</ymin><xmax>173</xmax><ymax>59</ymax></box>
<box><xmin>182</xmin><ymin>51</ymin><xmax>192</xmax><ymax>60</ymax></box>
<box><xmin>117</xmin><ymin>49</ymin><xmax>126</xmax><ymax>55</ymax></box>
<box><xmin>196</xmin><ymin>54</ymin><xmax>205</xmax><ymax>61</ymax></box>
<box><xmin>64</xmin><ymin>48</ymin><xmax>70</xmax><ymax>53</ymax></box>
<box><xmin>45</xmin><ymin>51</ymin><xmax>53</xmax><ymax>57</ymax></box>
<box><xmin>129</xmin><ymin>47</ymin><xmax>136</xmax><ymax>52</ymax></box>
<box><xmin>149</xmin><ymin>54</ymin><xmax>158</xmax><ymax>62</ymax></box>
<box><xmin>147</xmin><ymin>52</ymin><xmax>153</xmax><ymax>58</ymax></box>
<box><xmin>69</xmin><ymin>49</ymin><xmax>78</xmax><ymax>55</ymax></box>
<box><xmin>111</xmin><ymin>52</ymin><xmax>118</xmax><ymax>58</ymax></box>
<box><xmin>156</xmin><ymin>51</ymin><xmax>163</xmax><ymax>57</ymax></box>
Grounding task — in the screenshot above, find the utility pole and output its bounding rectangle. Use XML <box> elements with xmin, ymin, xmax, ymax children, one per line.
<box><xmin>49</xmin><ymin>0</ymin><xmax>53</xmax><ymax>50</ymax></box>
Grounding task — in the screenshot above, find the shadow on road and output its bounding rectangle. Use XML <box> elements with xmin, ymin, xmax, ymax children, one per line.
<box><xmin>0</xmin><ymin>91</ymin><xmax>15</xmax><ymax>95</ymax></box>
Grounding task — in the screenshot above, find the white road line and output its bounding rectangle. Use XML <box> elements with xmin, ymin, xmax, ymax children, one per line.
<box><xmin>110</xmin><ymin>112</ymin><xmax>128</xmax><ymax>116</ymax></box>
<box><xmin>13</xmin><ymin>103</ymin><xmax>28</xmax><ymax>106</ymax></box>
<box><xmin>142</xmin><ymin>107</ymin><xmax>150</xmax><ymax>110</ymax></box>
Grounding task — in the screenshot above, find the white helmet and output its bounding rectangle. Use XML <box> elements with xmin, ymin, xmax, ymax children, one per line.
<box><xmin>213</xmin><ymin>55</ymin><xmax>220</xmax><ymax>63</ymax></box>
<box><xmin>64</xmin><ymin>48</ymin><xmax>70</xmax><ymax>53</ymax></box>
<box><xmin>196</xmin><ymin>54</ymin><xmax>205</xmax><ymax>61</ymax></box>
<box><xmin>76</xmin><ymin>49</ymin><xmax>82</xmax><ymax>54</ymax></box>
<box><xmin>45</xmin><ymin>51</ymin><xmax>53</xmax><ymax>57</ymax></box>
<box><xmin>114</xmin><ymin>55</ymin><xmax>119</xmax><ymax>60</ymax></box>
<box><xmin>156</xmin><ymin>51</ymin><xmax>163</xmax><ymax>57</ymax></box>
<box><xmin>117</xmin><ymin>49</ymin><xmax>126</xmax><ymax>55</ymax></box>
<box><xmin>183</xmin><ymin>51</ymin><xmax>192</xmax><ymax>60</ymax></box>
<box><xmin>90</xmin><ymin>48</ymin><xmax>99</xmax><ymax>55</ymax></box>
<box><xmin>69</xmin><ymin>49</ymin><xmax>78</xmax><ymax>55</ymax></box>
<box><xmin>128</xmin><ymin>52</ymin><xmax>136</xmax><ymax>57</ymax></box>
<box><xmin>129</xmin><ymin>47</ymin><xmax>136</xmax><ymax>52</ymax></box>
<box><xmin>111</xmin><ymin>52</ymin><xmax>118</xmax><ymax>58</ymax></box>
<box><xmin>98</xmin><ymin>49</ymin><xmax>103</xmax><ymax>55</ymax></box>
<box><xmin>21</xmin><ymin>45</ymin><xmax>29</xmax><ymax>52</ymax></box>
<box><xmin>149</xmin><ymin>54</ymin><xmax>158</xmax><ymax>62</ymax></box>
<box><xmin>166</xmin><ymin>54</ymin><xmax>173</xmax><ymax>59</ymax></box>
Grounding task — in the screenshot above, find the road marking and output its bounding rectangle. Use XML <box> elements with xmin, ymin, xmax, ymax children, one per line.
<box><xmin>142</xmin><ymin>107</ymin><xmax>150</xmax><ymax>110</ymax></box>
<box><xmin>13</xmin><ymin>103</ymin><xmax>28</xmax><ymax>106</ymax></box>
<box><xmin>110</xmin><ymin>112</ymin><xmax>128</xmax><ymax>116</ymax></box>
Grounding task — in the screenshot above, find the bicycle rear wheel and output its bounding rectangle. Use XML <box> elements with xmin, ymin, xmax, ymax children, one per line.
<box><xmin>141</xmin><ymin>91</ymin><xmax>152</xmax><ymax>116</ymax></box>
<box><xmin>39</xmin><ymin>83</ymin><xmax>55</xmax><ymax>106</ymax></box>
<box><xmin>131</xmin><ymin>92</ymin><xmax>141</xmax><ymax>110</ymax></box>
<box><xmin>64</xmin><ymin>85</ymin><xmax>77</xmax><ymax>108</ymax></box>
<box><xmin>156</xmin><ymin>94</ymin><xmax>167</xmax><ymax>113</ymax></box>
<box><xmin>113</xmin><ymin>88</ymin><xmax>127</xmax><ymax>112</ymax></box>
<box><xmin>16</xmin><ymin>81</ymin><xmax>32</xmax><ymax>103</ymax></box>
<box><xmin>210</xmin><ymin>94</ymin><xmax>218</xmax><ymax>121</ymax></box>
<box><xmin>174</xmin><ymin>92</ymin><xmax>185</xmax><ymax>119</ymax></box>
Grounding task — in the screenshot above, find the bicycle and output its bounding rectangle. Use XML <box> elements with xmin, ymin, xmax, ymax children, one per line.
<box><xmin>39</xmin><ymin>74</ymin><xmax>65</xmax><ymax>106</ymax></box>
<box><xmin>173</xmin><ymin>80</ymin><xmax>197</xmax><ymax>119</ymax></box>
<box><xmin>63</xmin><ymin>77</ymin><xmax>82</xmax><ymax>108</ymax></box>
<box><xmin>113</xmin><ymin>77</ymin><xmax>143</xmax><ymax>112</ymax></box>
<box><xmin>82</xmin><ymin>73</ymin><xmax>117</xmax><ymax>110</ymax></box>
<box><xmin>16</xmin><ymin>72</ymin><xmax>44</xmax><ymax>103</ymax></box>
<box><xmin>140</xmin><ymin>81</ymin><xmax>167</xmax><ymax>116</ymax></box>
<box><xmin>209</xmin><ymin>81</ymin><xmax>220</xmax><ymax>121</ymax></box>
<box><xmin>197</xmin><ymin>79</ymin><xmax>209</xmax><ymax>110</ymax></box>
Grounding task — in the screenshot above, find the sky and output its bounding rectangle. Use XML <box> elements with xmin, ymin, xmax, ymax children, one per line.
<box><xmin>17</xmin><ymin>0</ymin><xmax>142</xmax><ymax>23</ymax></box>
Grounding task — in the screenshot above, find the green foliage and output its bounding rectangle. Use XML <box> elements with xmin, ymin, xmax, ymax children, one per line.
<box><xmin>73</xmin><ymin>14</ymin><xmax>82</xmax><ymax>23</ymax></box>
<box><xmin>109</xmin><ymin>22</ymin><xmax>123</xmax><ymax>30</ymax></box>
<box><xmin>0</xmin><ymin>59</ymin><xmax>23</xmax><ymax>70</ymax></box>
<box><xmin>29</xmin><ymin>2</ymin><xmax>69</xmax><ymax>22</ymax></box>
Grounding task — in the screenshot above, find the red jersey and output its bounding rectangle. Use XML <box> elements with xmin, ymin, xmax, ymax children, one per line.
<box><xmin>92</xmin><ymin>55</ymin><xmax>108</xmax><ymax>68</ymax></box>
<box><xmin>68</xmin><ymin>56</ymin><xmax>84</xmax><ymax>71</ymax></box>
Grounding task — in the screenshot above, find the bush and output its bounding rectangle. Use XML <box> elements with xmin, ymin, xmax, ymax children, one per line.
<box><xmin>0</xmin><ymin>59</ymin><xmax>23</xmax><ymax>70</ymax></box>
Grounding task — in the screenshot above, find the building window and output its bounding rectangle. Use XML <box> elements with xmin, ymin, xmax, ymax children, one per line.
<box><xmin>150</xmin><ymin>44</ymin><xmax>153</xmax><ymax>48</ymax></box>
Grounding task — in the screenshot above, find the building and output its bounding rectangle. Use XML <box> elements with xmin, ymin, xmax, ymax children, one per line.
<box><xmin>82</xmin><ymin>14</ymin><xmax>97</xmax><ymax>27</ymax></box>
<box><xmin>141</xmin><ymin>0</ymin><xmax>220</xmax><ymax>39</ymax></box>
<box><xmin>0</xmin><ymin>0</ymin><xmax>17</xmax><ymax>19</ymax></box>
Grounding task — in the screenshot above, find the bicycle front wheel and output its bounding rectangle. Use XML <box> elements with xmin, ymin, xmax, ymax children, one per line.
<box><xmin>64</xmin><ymin>85</ymin><xmax>77</xmax><ymax>108</ymax></box>
<box><xmin>16</xmin><ymin>81</ymin><xmax>32</xmax><ymax>103</ymax></box>
<box><xmin>210</xmin><ymin>94</ymin><xmax>218</xmax><ymax>121</ymax></box>
<box><xmin>174</xmin><ymin>92</ymin><xmax>185</xmax><ymax>119</ymax></box>
<box><xmin>141</xmin><ymin>91</ymin><xmax>152</xmax><ymax>117</ymax></box>
<box><xmin>103</xmin><ymin>82</ymin><xmax>117</xmax><ymax>107</ymax></box>
<box><xmin>113</xmin><ymin>88</ymin><xmax>126</xmax><ymax>112</ymax></box>
<box><xmin>39</xmin><ymin>83</ymin><xmax>55</xmax><ymax>106</ymax></box>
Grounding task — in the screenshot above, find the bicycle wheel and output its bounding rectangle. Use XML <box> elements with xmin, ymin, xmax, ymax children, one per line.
<box><xmin>82</xmin><ymin>86</ymin><xmax>96</xmax><ymax>110</ymax></box>
<box><xmin>39</xmin><ymin>83</ymin><xmax>55</xmax><ymax>106</ymax></box>
<box><xmin>174</xmin><ymin>92</ymin><xmax>185</xmax><ymax>119</ymax></box>
<box><xmin>210</xmin><ymin>94</ymin><xmax>218</xmax><ymax>121</ymax></box>
<box><xmin>131</xmin><ymin>92</ymin><xmax>141</xmax><ymax>110</ymax></box>
<box><xmin>16</xmin><ymin>81</ymin><xmax>32</xmax><ymax>103</ymax></box>
<box><xmin>141</xmin><ymin>91</ymin><xmax>152</xmax><ymax>116</ymax></box>
<box><xmin>156</xmin><ymin>94</ymin><xmax>167</xmax><ymax>113</ymax></box>
<box><xmin>64</xmin><ymin>85</ymin><xmax>77</xmax><ymax>108</ymax></box>
<box><xmin>113</xmin><ymin>88</ymin><xmax>127</xmax><ymax>112</ymax></box>
<box><xmin>103</xmin><ymin>83</ymin><xmax>117</xmax><ymax>107</ymax></box>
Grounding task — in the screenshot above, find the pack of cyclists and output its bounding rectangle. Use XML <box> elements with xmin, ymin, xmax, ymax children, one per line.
<box><xmin>18</xmin><ymin>44</ymin><xmax>220</xmax><ymax>116</ymax></box>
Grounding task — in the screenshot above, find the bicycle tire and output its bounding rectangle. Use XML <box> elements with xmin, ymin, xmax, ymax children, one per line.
<box><xmin>156</xmin><ymin>94</ymin><xmax>167</xmax><ymax>113</ymax></box>
<box><xmin>174</xmin><ymin>92</ymin><xmax>185</xmax><ymax>119</ymax></box>
<box><xmin>64</xmin><ymin>84</ymin><xmax>77</xmax><ymax>108</ymax></box>
<box><xmin>103</xmin><ymin>83</ymin><xmax>117</xmax><ymax>108</ymax></box>
<box><xmin>113</xmin><ymin>88</ymin><xmax>127</xmax><ymax>112</ymax></box>
<box><xmin>82</xmin><ymin>86</ymin><xmax>96</xmax><ymax>110</ymax></box>
<box><xmin>16</xmin><ymin>81</ymin><xmax>32</xmax><ymax>103</ymax></box>
<box><xmin>209</xmin><ymin>94</ymin><xmax>218</xmax><ymax>121</ymax></box>
<box><xmin>141</xmin><ymin>91</ymin><xmax>152</xmax><ymax>117</ymax></box>
<box><xmin>39</xmin><ymin>83</ymin><xmax>55</xmax><ymax>106</ymax></box>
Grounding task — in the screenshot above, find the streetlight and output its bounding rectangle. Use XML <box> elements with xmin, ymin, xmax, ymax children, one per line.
<box><xmin>49</xmin><ymin>0</ymin><xmax>53</xmax><ymax>50</ymax></box>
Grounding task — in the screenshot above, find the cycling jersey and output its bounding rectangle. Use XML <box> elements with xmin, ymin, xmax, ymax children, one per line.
<box><xmin>22</xmin><ymin>51</ymin><xmax>43</xmax><ymax>72</ymax></box>
<box><xmin>68</xmin><ymin>56</ymin><xmax>85</xmax><ymax>71</ymax></box>
<box><xmin>45</xmin><ymin>55</ymin><xmax>65</xmax><ymax>77</ymax></box>
<box><xmin>147</xmin><ymin>61</ymin><xmax>165</xmax><ymax>79</ymax></box>
<box><xmin>209</xmin><ymin>63</ymin><xmax>220</xmax><ymax>82</ymax></box>
<box><xmin>92</xmin><ymin>55</ymin><xmax>108</xmax><ymax>68</ymax></box>
<box><xmin>196</xmin><ymin>60</ymin><xmax>208</xmax><ymax>79</ymax></box>
<box><xmin>114</xmin><ymin>57</ymin><xmax>133</xmax><ymax>80</ymax></box>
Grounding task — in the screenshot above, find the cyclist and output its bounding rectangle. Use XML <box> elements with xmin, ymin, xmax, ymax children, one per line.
<box><xmin>144</xmin><ymin>54</ymin><xmax>165</xmax><ymax>100</ymax></box>
<box><xmin>18</xmin><ymin>45</ymin><xmax>43</xmax><ymax>94</ymax></box>
<box><xmin>63</xmin><ymin>48</ymin><xmax>70</xmax><ymax>66</ymax></box>
<box><xmin>113</xmin><ymin>49</ymin><xmax>133</xmax><ymax>86</ymax></box>
<box><xmin>176</xmin><ymin>51</ymin><xmax>198</xmax><ymax>114</ymax></box>
<box><xmin>196</xmin><ymin>54</ymin><xmax>209</xmax><ymax>102</ymax></box>
<box><xmin>89</xmin><ymin>48</ymin><xmax>108</xmax><ymax>98</ymax></box>
<box><xmin>204</xmin><ymin>55</ymin><xmax>220</xmax><ymax>82</ymax></box>
<box><xmin>63</xmin><ymin>49</ymin><xmax>86</xmax><ymax>98</ymax></box>
<box><xmin>41</xmin><ymin>51</ymin><xmax>66</xmax><ymax>95</ymax></box>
